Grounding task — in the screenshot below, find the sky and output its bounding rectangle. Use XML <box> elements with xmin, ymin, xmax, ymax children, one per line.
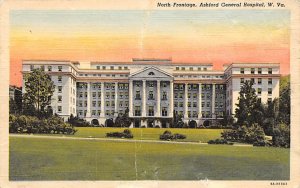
<box><xmin>10</xmin><ymin>10</ymin><xmax>290</xmax><ymax>86</ymax></box>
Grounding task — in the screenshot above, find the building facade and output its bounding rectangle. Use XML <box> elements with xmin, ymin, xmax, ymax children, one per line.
<box><xmin>22</xmin><ymin>58</ymin><xmax>280</xmax><ymax>127</ymax></box>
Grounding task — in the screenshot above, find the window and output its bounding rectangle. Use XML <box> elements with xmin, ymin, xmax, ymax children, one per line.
<box><xmin>149</xmin><ymin>82</ymin><xmax>154</xmax><ymax>87</ymax></box>
<box><xmin>188</xmin><ymin>102</ymin><xmax>191</xmax><ymax>107</ymax></box>
<box><xmin>181</xmin><ymin>67</ymin><xmax>185</xmax><ymax>71</ymax></box>
<box><xmin>149</xmin><ymin>91</ymin><xmax>154</xmax><ymax>100</ymax></box>
<box><xmin>110</xmin><ymin>66</ymin><xmax>114</xmax><ymax>70</ymax></box>
<box><xmin>188</xmin><ymin>93</ymin><xmax>191</xmax><ymax>98</ymax></box>
<box><xmin>174</xmin><ymin>102</ymin><xmax>178</xmax><ymax>107</ymax></box>
<box><xmin>30</xmin><ymin>65</ymin><xmax>34</xmax><ymax>71</ymax></box>
<box><xmin>118</xmin><ymin>66</ymin><xmax>122</xmax><ymax>70</ymax></box>
<box><xmin>48</xmin><ymin>66</ymin><xmax>52</xmax><ymax>71</ymax></box>
<box><xmin>58</xmin><ymin>106</ymin><xmax>62</xmax><ymax>113</ymax></box>
<box><xmin>135</xmin><ymin>106</ymin><xmax>141</xmax><ymax>116</ymax></box>
<box><xmin>92</xmin><ymin>101</ymin><xmax>96</xmax><ymax>107</ymax></box>
<box><xmin>189</xmin><ymin>67</ymin><xmax>193</xmax><ymax>71</ymax></box>
<box><xmin>124</xmin><ymin>66</ymin><xmax>128</xmax><ymax>70</ymax></box>
<box><xmin>98</xmin><ymin>101</ymin><xmax>101</xmax><ymax>107</ymax></box>
<box><xmin>92</xmin><ymin>92</ymin><xmax>96</xmax><ymax>98</ymax></box>
<box><xmin>162</xmin><ymin>107</ymin><xmax>168</xmax><ymax>116</ymax></box>
<box><xmin>257</xmin><ymin>88</ymin><xmax>262</xmax><ymax>95</ymax></box>
<box><xmin>240</xmin><ymin>78</ymin><xmax>244</xmax><ymax>84</ymax></box>
<box><xmin>258</xmin><ymin>78</ymin><xmax>262</xmax><ymax>84</ymax></box>
<box><xmin>179</xmin><ymin>102</ymin><xmax>183</xmax><ymax>108</ymax></box>
<box><xmin>206</xmin><ymin>102</ymin><xmax>210</xmax><ymax>108</ymax></box>
<box><xmin>267</xmin><ymin>98</ymin><xmax>272</xmax><ymax>103</ymax></box>
<box><xmin>106</xmin><ymin>101</ymin><xmax>110</xmax><ymax>107</ymax></box>
<box><xmin>240</xmin><ymin>68</ymin><xmax>244</xmax><ymax>74</ymax></box>
<box><xmin>162</xmin><ymin>92</ymin><xmax>167</xmax><ymax>100</ymax></box>
<box><xmin>40</xmin><ymin>65</ymin><xmax>45</xmax><ymax>71</ymax></box>
<box><xmin>203</xmin><ymin>67</ymin><xmax>207</xmax><ymax>71</ymax></box>
<box><xmin>258</xmin><ymin>68</ymin><xmax>262</xmax><ymax>74</ymax></box>
<box><xmin>193</xmin><ymin>102</ymin><xmax>197</xmax><ymax>107</ymax></box>
<box><xmin>58</xmin><ymin>66</ymin><xmax>62</xmax><ymax>72</ymax></box>
<box><xmin>135</xmin><ymin>91</ymin><xmax>141</xmax><ymax>99</ymax></box>
<box><xmin>119</xmin><ymin>101</ymin><xmax>123</xmax><ymax>107</ymax></box>
<box><xmin>268</xmin><ymin>68</ymin><xmax>272</xmax><ymax>74</ymax></box>
<box><xmin>251</xmin><ymin>68</ymin><xmax>255</xmax><ymax>74</ymax></box>
<box><xmin>58</xmin><ymin>96</ymin><xmax>62</xmax><ymax>102</ymax></box>
<box><xmin>193</xmin><ymin>93</ymin><xmax>197</xmax><ymax>99</ymax></box>
<box><xmin>268</xmin><ymin>78</ymin><xmax>272</xmax><ymax>85</ymax></box>
<box><xmin>92</xmin><ymin>110</ymin><xmax>96</xmax><ymax>116</ymax></box>
<box><xmin>58</xmin><ymin>86</ymin><xmax>62</xmax><ymax>93</ymax></box>
<box><xmin>148</xmin><ymin>106</ymin><xmax>154</xmax><ymax>116</ymax></box>
<box><xmin>98</xmin><ymin>92</ymin><xmax>101</xmax><ymax>98</ymax></box>
<box><xmin>102</xmin><ymin>66</ymin><xmax>106</xmax><ymax>70</ymax></box>
<box><xmin>58</xmin><ymin>76</ymin><xmax>62</xmax><ymax>82</ymax></box>
<box><xmin>198</xmin><ymin>67</ymin><xmax>201</xmax><ymax>71</ymax></box>
<box><xmin>148</xmin><ymin>72</ymin><xmax>155</xmax><ymax>75</ymax></box>
<box><xmin>79</xmin><ymin>92</ymin><xmax>83</xmax><ymax>98</ymax></box>
<box><xmin>268</xmin><ymin>88</ymin><xmax>272</xmax><ymax>95</ymax></box>
<box><xmin>162</xmin><ymin>82</ymin><xmax>167</xmax><ymax>87</ymax></box>
<box><xmin>97</xmin><ymin>66</ymin><xmax>100</xmax><ymax>70</ymax></box>
<box><xmin>251</xmin><ymin>78</ymin><xmax>255</xmax><ymax>84</ymax></box>
<box><xmin>176</xmin><ymin>67</ymin><xmax>179</xmax><ymax>70</ymax></box>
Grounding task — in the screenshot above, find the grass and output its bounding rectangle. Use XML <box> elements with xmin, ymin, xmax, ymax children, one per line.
<box><xmin>10</xmin><ymin>136</ymin><xmax>290</xmax><ymax>180</ymax></box>
<box><xmin>35</xmin><ymin>127</ymin><xmax>224</xmax><ymax>143</ymax></box>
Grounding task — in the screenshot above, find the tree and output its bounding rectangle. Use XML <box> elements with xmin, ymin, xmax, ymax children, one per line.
<box><xmin>234</xmin><ymin>80</ymin><xmax>260</xmax><ymax>127</ymax></box>
<box><xmin>279</xmin><ymin>75</ymin><xmax>290</xmax><ymax>125</ymax></box>
<box><xmin>23</xmin><ymin>68</ymin><xmax>55</xmax><ymax>117</ymax></box>
<box><xmin>114</xmin><ymin>108</ymin><xmax>132</xmax><ymax>127</ymax></box>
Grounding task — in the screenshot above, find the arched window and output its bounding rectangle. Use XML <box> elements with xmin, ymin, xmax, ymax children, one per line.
<box><xmin>148</xmin><ymin>72</ymin><xmax>155</xmax><ymax>75</ymax></box>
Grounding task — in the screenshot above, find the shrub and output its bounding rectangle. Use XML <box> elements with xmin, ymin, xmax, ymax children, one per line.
<box><xmin>221</xmin><ymin>124</ymin><xmax>265</xmax><ymax>144</ymax></box>
<box><xmin>9</xmin><ymin>115</ymin><xmax>77</xmax><ymax>135</ymax></box>
<box><xmin>106</xmin><ymin>129</ymin><xmax>133</xmax><ymax>139</ymax></box>
<box><xmin>159</xmin><ymin>130</ymin><xmax>186</xmax><ymax>141</ymax></box>
<box><xmin>272</xmin><ymin>124</ymin><xmax>290</xmax><ymax>148</ymax></box>
<box><xmin>155</xmin><ymin>125</ymin><xmax>160</xmax><ymax>128</ymax></box>
<box><xmin>208</xmin><ymin>139</ymin><xmax>231</xmax><ymax>145</ymax></box>
<box><xmin>140</xmin><ymin>125</ymin><xmax>146</xmax><ymax>128</ymax></box>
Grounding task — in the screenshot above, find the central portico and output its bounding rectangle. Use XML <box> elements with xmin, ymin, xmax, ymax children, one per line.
<box><xmin>129</xmin><ymin>66</ymin><xmax>174</xmax><ymax>128</ymax></box>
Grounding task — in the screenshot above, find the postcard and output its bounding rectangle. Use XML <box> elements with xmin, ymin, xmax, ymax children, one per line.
<box><xmin>0</xmin><ymin>0</ymin><xmax>299</xmax><ymax>187</ymax></box>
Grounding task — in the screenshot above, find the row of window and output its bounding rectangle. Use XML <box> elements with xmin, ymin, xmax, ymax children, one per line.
<box><xmin>175</xmin><ymin>66</ymin><xmax>208</xmax><ymax>71</ymax></box>
<box><xmin>96</xmin><ymin>65</ymin><xmax>129</xmax><ymax>70</ymax></box>
<box><xmin>174</xmin><ymin>75</ymin><xmax>223</xmax><ymax>79</ymax></box>
<box><xmin>30</xmin><ymin>65</ymin><xmax>63</xmax><ymax>72</ymax></box>
<box><xmin>174</xmin><ymin>101</ymin><xmax>224</xmax><ymax>108</ymax></box>
<box><xmin>240</xmin><ymin>68</ymin><xmax>273</xmax><ymax>74</ymax></box>
<box><xmin>134</xmin><ymin>106</ymin><xmax>168</xmax><ymax>116</ymax></box>
<box><xmin>78</xmin><ymin>73</ymin><xmax>129</xmax><ymax>78</ymax></box>
<box><xmin>240</xmin><ymin>78</ymin><xmax>273</xmax><ymax>85</ymax></box>
<box><xmin>135</xmin><ymin>91</ymin><xmax>168</xmax><ymax>100</ymax></box>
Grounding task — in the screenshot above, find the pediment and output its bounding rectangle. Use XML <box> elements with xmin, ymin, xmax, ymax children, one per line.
<box><xmin>129</xmin><ymin>66</ymin><xmax>173</xmax><ymax>80</ymax></box>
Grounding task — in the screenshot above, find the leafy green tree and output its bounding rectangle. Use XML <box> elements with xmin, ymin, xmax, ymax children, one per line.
<box><xmin>279</xmin><ymin>75</ymin><xmax>290</xmax><ymax>125</ymax></box>
<box><xmin>114</xmin><ymin>108</ymin><xmax>132</xmax><ymax>127</ymax></box>
<box><xmin>23</xmin><ymin>68</ymin><xmax>55</xmax><ymax>117</ymax></box>
<box><xmin>235</xmin><ymin>80</ymin><xmax>260</xmax><ymax>127</ymax></box>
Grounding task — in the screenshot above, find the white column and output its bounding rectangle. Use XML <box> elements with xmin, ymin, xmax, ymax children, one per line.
<box><xmin>212</xmin><ymin>83</ymin><xmax>216</xmax><ymax>118</ymax></box>
<box><xmin>169</xmin><ymin>80</ymin><xmax>174</xmax><ymax>117</ymax></box>
<box><xmin>129</xmin><ymin>80</ymin><xmax>133</xmax><ymax>117</ymax></box>
<box><xmin>100</xmin><ymin>82</ymin><xmax>105</xmax><ymax>118</ymax></box>
<box><xmin>198</xmin><ymin>83</ymin><xmax>202</xmax><ymax>118</ymax></box>
<box><xmin>114</xmin><ymin>82</ymin><xmax>118</xmax><ymax>117</ymax></box>
<box><xmin>156</xmin><ymin>80</ymin><xmax>161</xmax><ymax>116</ymax></box>
<box><xmin>142</xmin><ymin>80</ymin><xmax>146</xmax><ymax>117</ymax></box>
<box><xmin>184</xmin><ymin>83</ymin><xmax>188</xmax><ymax>118</ymax></box>
<box><xmin>86</xmin><ymin>82</ymin><xmax>91</xmax><ymax>117</ymax></box>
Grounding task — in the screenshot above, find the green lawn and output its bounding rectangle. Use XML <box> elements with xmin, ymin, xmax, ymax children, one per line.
<box><xmin>10</xmin><ymin>136</ymin><xmax>290</xmax><ymax>180</ymax></box>
<box><xmin>44</xmin><ymin>127</ymin><xmax>224</xmax><ymax>143</ymax></box>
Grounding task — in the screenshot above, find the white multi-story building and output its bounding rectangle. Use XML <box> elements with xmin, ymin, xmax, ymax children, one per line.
<box><xmin>22</xmin><ymin>58</ymin><xmax>280</xmax><ymax>127</ymax></box>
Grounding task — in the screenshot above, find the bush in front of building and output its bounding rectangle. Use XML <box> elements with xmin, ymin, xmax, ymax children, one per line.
<box><xmin>106</xmin><ymin>129</ymin><xmax>133</xmax><ymax>139</ymax></box>
<box><xmin>9</xmin><ymin>114</ymin><xmax>77</xmax><ymax>135</ymax></box>
<box><xmin>207</xmin><ymin>139</ymin><xmax>233</xmax><ymax>145</ymax></box>
<box><xmin>272</xmin><ymin>123</ymin><xmax>290</xmax><ymax>148</ymax></box>
<box><xmin>159</xmin><ymin>130</ymin><xmax>186</xmax><ymax>140</ymax></box>
<box><xmin>68</xmin><ymin>114</ymin><xmax>91</xmax><ymax>127</ymax></box>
